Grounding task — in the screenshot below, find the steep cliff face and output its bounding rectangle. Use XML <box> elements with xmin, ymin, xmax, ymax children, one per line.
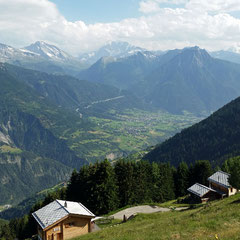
<box><xmin>0</xmin><ymin>151</ymin><xmax>71</xmax><ymax>204</ymax></box>
<box><xmin>0</xmin><ymin>108</ymin><xmax>77</xmax><ymax>205</ymax></box>
<box><xmin>0</xmin><ymin>108</ymin><xmax>84</xmax><ymax>168</ymax></box>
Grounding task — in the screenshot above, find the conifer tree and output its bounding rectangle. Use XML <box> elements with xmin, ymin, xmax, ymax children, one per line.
<box><xmin>93</xmin><ymin>160</ymin><xmax>119</xmax><ymax>214</ymax></box>
<box><xmin>114</xmin><ymin>160</ymin><xmax>135</xmax><ymax>207</ymax></box>
<box><xmin>132</xmin><ymin>161</ymin><xmax>152</xmax><ymax>204</ymax></box>
<box><xmin>175</xmin><ymin>162</ymin><xmax>189</xmax><ymax>197</ymax></box>
<box><xmin>151</xmin><ymin>162</ymin><xmax>161</xmax><ymax>202</ymax></box>
<box><xmin>156</xmin><ymin>163</ymin><xmax>175</xmax><ymax>202</ymax></box>
<box><xmin>190</xmin><ymin>160</ymin><xmax>212</xmax><ymax>186</ymax></box>
<box><xmin>224</xmin><ymin>156</ymin><xmax>240</xmax><ymax>189</ymax></box>
<box><xmin>66</xmin><ymin>169</ymin><xmax>79</xmax><ymax>201</ymax></box>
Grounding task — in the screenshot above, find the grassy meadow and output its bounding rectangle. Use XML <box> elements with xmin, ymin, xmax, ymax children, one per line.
<box><xmin>73</xmin><ymin>193</ymin><xmax>240</xmax><ymax>240</ymax></box>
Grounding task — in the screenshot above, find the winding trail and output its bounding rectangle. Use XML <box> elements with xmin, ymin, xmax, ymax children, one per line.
<box><xmin>84</xmin><ymin>96</ymin><xmax>124</xmax><ymax>109</ymax></box>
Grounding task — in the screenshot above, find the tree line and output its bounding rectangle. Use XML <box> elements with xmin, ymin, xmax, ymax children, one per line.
<box><xmin>0</xmin><ymin>158</ymin><xmax>228</xmax><ymax>240</ymax></box>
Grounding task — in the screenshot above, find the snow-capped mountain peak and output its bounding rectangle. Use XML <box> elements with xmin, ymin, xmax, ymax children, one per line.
<box><xmin>0</xmin><ymin>42</ymin><xmax>39</xmax><ymax>62</ymax></box>
<box><xmin>24</xmin><ymin>41</ymin><xmax>71</xmax><ymax>61</ymax></box>
<box><xmin>79</xmin><ymin>41</ymin><xmax>146</xmax><ymax>65</ymax></box>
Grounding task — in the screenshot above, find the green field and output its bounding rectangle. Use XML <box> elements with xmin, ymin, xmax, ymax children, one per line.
<box><xmin>0</xmin><ymin>145</ymin><xmax>22</xmax><ymax>154</ymax></box>
<box><xmin>65</xmin><ymin>109</ymin><xmax>202</xmax><ymax>162</ymax></box>
<box><xmin>73</xmin><ymin>193</ymin><xmax>240</xmax><ymax>240</ymax></box>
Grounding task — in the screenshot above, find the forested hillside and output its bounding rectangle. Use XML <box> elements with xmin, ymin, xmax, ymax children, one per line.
<box><xmin>145</xmin><ymin>96</ymin><xmax>240</xmax><ymax>166</ymax></box>
<box><xmin>4</xmin><ymin>63</ymin><xmax>145</xmax><ymax>115</ymax></box>
<box><xmin>0</xmin><ymin>64</ymin><xmax>87</xmax><ymax>204</ymax></box>
<box><xmin>0</xmin><ymin>158</ymin><xmax>216</xmax><ymax>239</ymax></box>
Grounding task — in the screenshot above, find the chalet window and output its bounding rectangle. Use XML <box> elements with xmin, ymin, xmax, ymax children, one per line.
<box><xmin>231</xmin><ymin>188</ymin><xmax>233</xmax><ymax>192</ymax></box>
<box><xmin>53</xmin><ymin>226</ymin><xmax>60</xmax><ymax>232</ymax></box>
<box><xmin>65</xmin><ymin>222</ymin><xmax>75</xmax><ymax>228</ymax></box>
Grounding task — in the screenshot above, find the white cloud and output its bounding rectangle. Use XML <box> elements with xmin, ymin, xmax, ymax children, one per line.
<box><xmin>139</xmin><ymin>1</ymin><xmax>161</xmax><ymax>13</ymax></box>
<box><xmin>139</xmin><ymin>0</ymin><xmax>187</xmax><ymax>13</ymax></box>
<box><xmin>0</xmin><ymin>0</ymin><xmax>240</xmax><ymax>55</ymax></box>
<box><xmin>186</xmin><ymin>0</ymin><xmax>240</xmax><ymax>13</ymax></box>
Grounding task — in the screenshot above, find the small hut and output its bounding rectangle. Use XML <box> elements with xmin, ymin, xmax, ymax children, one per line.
<box><xmin>32</xmin><ymin>200</ymin><xmax>95</xmax><ymax>240</ymax></box>
<box><xmin>208</xmin><ymin>171</ymin><xmax>237</xmax><ymax>197</ymax></box>
<box><xmin>187</xmin><ymin>183</ymin><xmax>222</xmax><ymax>203</ymax></box>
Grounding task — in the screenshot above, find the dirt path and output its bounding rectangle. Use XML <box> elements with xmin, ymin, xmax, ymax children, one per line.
<box><xmin>111</xmin><ymin>205</ymin><xmax>171</xmax><ymax>220</ymax></box>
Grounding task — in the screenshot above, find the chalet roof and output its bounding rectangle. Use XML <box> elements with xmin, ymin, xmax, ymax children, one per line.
<box><xmin>32</xmin><ymin>200</ymin><xmax>95</xmax><ymax>230</ymax></box>
<box><xmin>187</xmin><ymin>183</ymin><xmax>215</xmax><ymax>197</ymax></box>
<box><xmin>208</xmin><ymin>171</ymin><xmax>231</xmax><ymax>188</ymax></box>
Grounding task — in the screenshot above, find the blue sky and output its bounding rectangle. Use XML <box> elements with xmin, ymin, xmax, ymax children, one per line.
<box><xmin>50</xmin><ymin>0</ymin><xmax>142</xmax><ymax>23</ymax></box>
<box><xmin>1</xmin><ymin>0</ymin><xmax>240</xmax><ymax>54</ymax></box>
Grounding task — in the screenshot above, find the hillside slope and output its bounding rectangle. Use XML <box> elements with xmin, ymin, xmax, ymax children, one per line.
<box><xmin>145</xmin><ymin>96</ymin><xmax>240</xmax><ymax>166</ymax></box>
<box><xmin>138</xmin><ymin>47</ymin><xmax>240</xmax><ymax>115</ymax></box>
<box><xmin>4</xmin><ymin>63</ymin><xmax>145</xmax><ymax>116</ymax></box>
<box><xmin>0</xmin><ymin>64</ymin><xmax>87</xmax><ymax>204</ymax></box>
<box><xmin>78</xmin><ymin>52</ymin><xmax>161</xmax><ymax>90</ymax></box>
<box><xmin>74</xmin><ymin>194</ymin><xmax>240</xmax><ymax>240</ymax></box>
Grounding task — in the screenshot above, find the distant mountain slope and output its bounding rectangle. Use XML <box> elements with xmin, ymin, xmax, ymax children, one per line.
<box><xmin>4</xmin><ymin>63</ymin><xmax>146</xmax><ymax>115</ymax></box>
<box><xmin>0</xmin><ymin>41</ymin><xmax>87</xmax><ymax>75</ymax></box>
<box><xmin>0</xmin><ymin>42</ymin><xmax>38</xmax><ymax>62</ymax></box>
<box><xmin>0</xmin><ymin>65</ymin><xmax>88</xmax><ymax>204</ymax></box>
<box><xmin>79</xmin><ymin>46</ymin><xmax>240</xmax><ymax>115</ymax></box>
<box><xmin>0</xmin><ymin>150</ymin><xmax>70</xmax><ymax>205</ymax></box>
<box><xmin>145</xmin><ymin>96</ymin><xmax>240</xmax><ymax>166</ymax></box>
<box><xmin>79</xmin><ymin>41</ymin><xmax>148</xmax><ymax>65</ymax></box>
<box><xmin>138</xmin><ymin>47</ymin><xmax>240</xmax><ymax>115</ymax></box>
<box><xmin>24</xmin><ymin>41</ymin><xmax>71</xmax><ymax>61</ymax></box>
<box><xmin>78</xmin><ymin>51</ymin><xmax>162</xmax><ymax>90</ymax></box>
<box><xmin>210</xmin><ymin>50</ymin><xmax>240</xmax><ymax>64</ymax></box>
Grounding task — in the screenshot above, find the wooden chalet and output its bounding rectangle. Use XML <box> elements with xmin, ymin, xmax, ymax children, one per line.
<box><xmin>32</xmin><ymin>200</ymin><xmax>95</xmax><ymax>240</ymax></box>
<box><xmin>208</xmin><ymin>170</ymin><xmax>237</xmax><ymax>197</ymax></box>
<box><xmin>187</xmin><ymin>183</ymin><xmax>222</xmax><ymax>203</ymax></box>
<box><xmin>187</xmin><ymin>170</ymin><xmax>237</xmax><ymax>203</ymax></box>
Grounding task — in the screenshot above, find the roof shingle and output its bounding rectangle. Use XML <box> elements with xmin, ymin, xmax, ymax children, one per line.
<box><xmin>208</xmin><ymin>171</ymin><xmax>230</xmax><ymax>188</ymax></box>
<box><xmin>32</xmin><ymin>200</ymin><xmax>95</xmax><ymax>229</ymax></box>
<box><xmin>187</xmin><ymin>183</ymin><xmax>215</xmax><ymax>197</ymax></box>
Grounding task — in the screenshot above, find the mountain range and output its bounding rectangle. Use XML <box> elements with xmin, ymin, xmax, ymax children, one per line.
<box><xmin>2</xmin><ymin>40</ymin><xmax>240</xmax><ymax>205</ymax></box>
<box><xmin>0</xmin><ymin>41</ymin><xmax>87</xmax><ymax>76</ymax></box>
<box><xmin>4</xmin><ymin>62</ymin><xmax>144</xmax><ymax>116</ymax></box>
<box><xmin>210</xmin><ymin>50</ymin><xmax>240</xmax><ymax>64</ymax></box>
<box><xmin>78</xmin><ymin>46</ymin><xmax>240</xmax><ymax>115</ymax></box>
<box><xmin>78</xmin><ymin>41</ymin><xmax>152</xmax><ymax>65</ymax></box>
<box><xmin>0</xmin><ymin>61</ymin><xmax>150</xmax><ymax>204</ymax></box>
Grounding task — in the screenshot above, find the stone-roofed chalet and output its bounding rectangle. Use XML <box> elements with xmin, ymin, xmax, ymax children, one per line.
<box><xmin>32</xmin><ymin>200</ymin><xmax>95</xmax><ymax>240</ymax></box>
<box><xmin>187</xmin><ymin>183</ymin><xmax>222</xmax><ymax>203</ymax></box>
<box><xmin>187</xmin><ymin>171</ymin><xmax>238</xmax><ymax>203</ymax></box>
<box><xmin>208</xmin><ymin>170</ymin><xmax>237</xmax><ymax>197</ymax></box>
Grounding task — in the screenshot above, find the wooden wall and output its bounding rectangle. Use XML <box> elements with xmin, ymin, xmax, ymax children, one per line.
<box><xmin>209</xmin><ymin>182</ymin><xmax>237</xmax><ymax>196</ymax></box>
<box><xmin>62</xmin><ymin>216</ymin><xmax>91</xmax><ymax>240</ymax></box>
<box><xmin>39</xmin><ymin>215</ymin><xmax>91</xmax><ymax>240</ymax></box>
<box><xmin>46</xmin><ymin>223</ymin><xmax>62</xmax><ymax>240</ymax></box>
<box><xmin>209</xmin><ymin>182</ymin><xmax>228</xmax><ymax>195</ymax></box>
